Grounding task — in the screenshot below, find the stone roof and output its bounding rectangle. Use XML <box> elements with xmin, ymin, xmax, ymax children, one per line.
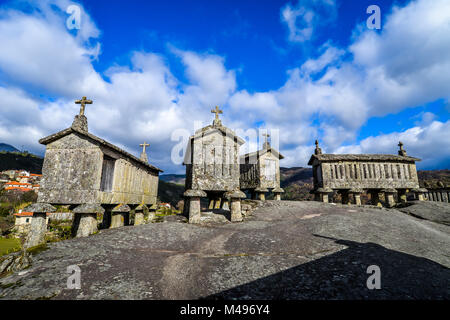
<box><xmin>307</xmin><ymin>153</ymin><xmax>421</xmax><ymax>165</ymax></box>
<box><xmin>192</xmin><ymin>124</ymin><xmax>245</xmax><ymax>145</ymax></box>
<box><xmin>241</xmin><ymin>146</ymin><xmax>285</xmax><ymax>160</ymax></box>
<box><xmin>39</xmin><ymin>127</ymin><xmax>163</xmax><ymax>173</ymax></box>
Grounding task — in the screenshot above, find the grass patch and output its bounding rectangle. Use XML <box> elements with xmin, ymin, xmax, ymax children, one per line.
<box><xmin>0</xmin><ymin>237</ymin><xmax>21</xmax><ymax>256</ymax></box>
<box><xmin>26</xmin><ymin>243</ymin><xmax>48</xmax><ymax>255</ymax></box>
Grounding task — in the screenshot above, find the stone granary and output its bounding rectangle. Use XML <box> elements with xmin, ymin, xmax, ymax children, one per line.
<box><xmin>183</xmin><ymin>106</ymin><xmax>246</xmax><ymax>223</ymax></box>
<box><xmin>24</xmin><ymin>97</ymin><xmax>162</xmax><ymax>247</ymax></box>
<box><xmin>240</xmin><ymin>133</ymin><xmax>285</xmax><ymax>200</ymax></box>
<box><xmin>307</xmin><ymin>140</ymin><xmax>427</xmax><ymax>207</ymax></box>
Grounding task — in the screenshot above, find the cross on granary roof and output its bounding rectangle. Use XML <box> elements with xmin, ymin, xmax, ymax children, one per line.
<box><xmin>211</xmin><ymin>106</ymin><xmax>223</xmax><ymax>126</ymax></box>
<box><xmin>75</xmin><ymin>96</ymin><xmax>93</xmax><ymax>116</ymax></box>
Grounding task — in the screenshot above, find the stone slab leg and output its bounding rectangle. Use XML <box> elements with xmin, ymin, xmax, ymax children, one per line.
<box><xmin>188</xmin><ymin>197</ymin><xmax>201</xmax><ymax>223</ymax></box>
<box><xmin>25</xmin><ymin>212</ymin><xmax>47</xmax><ymax>248</ymax></box>
<box><xmin>208</xmin><ymin>198</ymin><xmax>215</xmax><ymax>210</ymax></box>
<box><xmin>134</xmin><ymin>212</ymin><xmax>144</xmax><ymax>225</ymax></box>
<box><xmin>398</xmin><ymin>190</ymin><xmax>407</xmax><ymax>204</ymax></box>
<box><xmin>321</xmin><ymin>193</ymin><xmax>329</xmax><ymax>203</ymax></box>
<box><xmin>442</xmin><ymin>192</ymin><xmax>449</xmax><ymax>203</ymax></box>
<box><xmin>214</xmin><ymin>197</ymin><xmax>222</xmax><ymax>209</ymax></box>
<box><xmin>230</xmin><ymin>198</ymin><xmax>243</xmax><ymax>222</ymax></box>
<box><xmin>418</xmin><ymin>193</ymin><xmax>425</xmax><ymax>201</ymax></box>
<box><xmin>275</xmin><ymin>193</ymin><xmax>281</xmax><ymax>201</ymax></box>
<box><xmin>385</xmin><ymin>193</ymin><xmax>396</xmax><ymax>207</ymax></box>
<box><xmin>354</xmin><ymin>194</ymin><xmax>362</xmax><ymax>205</ymax></box>
<box><xmin>73</xmin><ymin>213</ymin><xmax>98</xmax><ymax>237</ymax></box>
<box><xmin>258</xmin><ymin>193</ymin><xmax>265</xmax><ymax>201</ymax></box>
<box><xmin>341</xmin><ymin>191</ymin><xmax>350</xmax><ymax>205</ymax></box>
<box><xmin>110</xmin><ymin>213</ymin><xmax>125</xmax><ymax>228</ymax></box>
<box><xmin>370</xmin><ymin>191</ymin><xmax>382</xmax><ymax>207</ymax></box>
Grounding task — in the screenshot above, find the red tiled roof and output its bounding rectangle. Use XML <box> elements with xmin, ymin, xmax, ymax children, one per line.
<box><xmin>5</xmin><ymin>187</ymin><xmax>33</xmax><ymax>191</ymax></box>
<box><xmin>6</xmin><ymin>181</ymin><xmax>31</xmax><ymax>186</ymax></box>
<box><xmin>14</xmin><ymin>212</ymin><xmax>51</xmax><ymax>217</ymax></box>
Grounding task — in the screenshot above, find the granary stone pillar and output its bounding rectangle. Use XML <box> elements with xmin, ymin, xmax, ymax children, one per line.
<box><xmin>110</xmin><ymin>204</ymin><xmax>131</xmax><ymax>228</ymax></box>
<box><xmin>412</xmin><ymin>188</ymin><xmax>428</xmax><ymax>201</ymax></box>
<box><xmin>381</xmin><ymin>188</ymin><xmax>397</xmax><ymax>208</ymax></box>
<box><xmin>314</xmin><ymin>188</ymin><xmax>332</xmax><ymax>203</ymax></box>
<box><xmin>147</xmin><ymin>203</ymin><xmax>157</xmax><ymax>222</ymax></box>
<box><xmin>349</xmin><ymin>189</ymin><xmax>363</xmax><ymax>205</ymax></box>
<box><xmin>134</xmin><ymin>204</ymin><xmax>148</xmax><ymax>226</ymax></box>
<box><xmin>255</xmin><ymin>188</ymin><xmax>268</xmax><ymax>201</ymax></box>
<box><xmin>339</xmin><ymin>190</ymin><xmax>351</xmax><ymax>205</ymax></box>
<box><xmin>442</xmin><ymin>191</ymin><xmax>448</xmax><ymax>203</ymax></box>
<box><xmin>214</xmin><ymin>197</ymin><xmax>222</xmax><ymax>209</ymax></box>
<box><xmin>397</xmin><ymin>189</ymin><xmax>408</xmax><ymax>204</ymax></box>
<box><xmin>208</xmin><ymin>198</ymin><xmax>215</xmax><ymax>210</ymax></box>
<box><xmin>369</xmin><ymin>189</ymin><xmax>382</xmax><ymax>207</ymax></box>
<box><xmin>184</xmin><ymin>189</ymin><xmax>207</xmax><ymax>224</ymax></box>
<box><xmin>224</xmin><ymin>190</ymin><xmax>246</xmax><ymax>222</ymax></box>
<box><xmin>23</xmin><ymin>203</ymin><xmax>56</xmax><ymax>248</ymax></box>
<box><xmin>272</xmin><ymin>187</ymin><xmax>284</xmax><ymax>201</ymax></box>
<box><xmin>72</xmin><ymin>204</ymin><xmax>103</xmax><ymax>237</ymax></box>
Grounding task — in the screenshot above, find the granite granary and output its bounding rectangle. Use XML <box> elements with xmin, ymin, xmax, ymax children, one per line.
<box><xmin>240</xmin><ymin>133</ymin><xmax>285</xmax><ymax>200</ymax></box>
<box><xmin>24</xmin><ymin>97</ymin><xmax>162</xmax><ymax>247</ymax></box>
<box><xmin>308</xmin><ymin>140</ymin><xmax>427</xmax><ymax>206</ymax></box>
<box><xmin>183</xmin><ymin>106</ymin><xmax>246</xmax><ymax>223</ymax></box>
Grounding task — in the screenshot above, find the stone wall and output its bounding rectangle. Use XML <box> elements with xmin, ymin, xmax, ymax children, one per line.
<box><xmin>38</xmin><ymin>132</ymin><xmax>159</xmax><ymax>206</ymax></box>
<box><xmin>317</xmin><ymin>161</ymin><xmax>419</xmax><ymax>190</ymax></box>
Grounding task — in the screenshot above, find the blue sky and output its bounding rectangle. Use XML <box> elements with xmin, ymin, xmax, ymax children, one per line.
<box><xmin>0</xmin><ymin>0</ymin><xmax>449</xmax><ymax>173</ymax></box>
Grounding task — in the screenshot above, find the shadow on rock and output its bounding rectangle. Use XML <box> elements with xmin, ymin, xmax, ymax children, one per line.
<box><xmin>204</xmin><ymin>235</ymin><xmax>450</xmax><ymax>300</ymax></box>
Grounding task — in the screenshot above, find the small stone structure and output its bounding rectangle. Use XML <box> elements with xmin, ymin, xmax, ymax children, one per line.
<box><xmin>308</xmin><ymin>141</ymin><xmax>426</xmax><ymax>207</ymax></box>
<box><xmin>24</xmin><ymin>97</ymin><xmax>162</xmax><ymax>246</ymax></box>
<box><xmin>183</xmin><ymin>106</ymin><xmax>246</xmax><ymax>223</ymax></box>
<box><xmin>240</xmin><ymin>133</ymin><xmax>285</xmax><ymax>200</ymax></box>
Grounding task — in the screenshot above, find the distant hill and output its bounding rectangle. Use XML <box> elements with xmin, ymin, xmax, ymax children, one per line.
<box><xmin>158</xmin><ymin>180</ymin><xmax>185</xmax><ymax>207</ymax></box>
<box><xmin>160</xmin><ymin>174</ymin><xmax>186</xmax><ymax>185</ymax></box>
<box><xmin>0</xmin><ymin>152</ymin><xmax>44</xmax><ymax>173</ymax></box>
<box><xmin>0</xmin><ymin>143</ymin><xmax>19</xmax><ymax>152</ymax></box>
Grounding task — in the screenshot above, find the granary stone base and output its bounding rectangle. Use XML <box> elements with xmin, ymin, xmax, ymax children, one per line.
<box><xmin>230</xmin><ymin>199</ymin><xmax>243</xmax><ymax>222</ymax></box>
<box><xmin>134</xmin><ymin>204</ymin><xmax>147</xmax><ymax>226</ymax></box>
<box><xmin>25</xmin><ymin>213</ymin><xmax>47</xmax><ymax>248</ymax></box>
<box><xmin>74</xmin><ymin>213</ymin><xmax>98</xmax><ymax>237</ymax></box>
<box><xmin>398</xmin><ymin>189</ymin><xmax>407</xmax><ymax>204</ymax></box>
<box><xmin>224</xmin><ymin>190</ymin><xmax>246</xmax><ymax>222</ymax></box>
<box><xmin>369</xmin><ymin>190</ymin><xmax>382</xmax><ymax>207</ymax></box>
<box><xmin>272</xmin><ymin>187</ymin><xmax>284</xmax><ymax>201</ymax></box>
<box><xmin>382</xmin><ymin>189</ymin><xmax>397</xmax><ymax>208</ymax></box>
<box><xmin>188</xmin><ymin>197</ymin><xmax>201</xmax><ymax>223</ymax></box>
<box><xmin>135</xmin><ymin>212</ymin><xmax>144</xmax><ymax>225</ymax></box>
<box><xmin>110</xmin><ymin>213</ymin><xmax>126</xmax><ymax>228</ymax></box>
<box><xmin>184</xmin><ymin>189</ymin><xmax>207</xmax><ymax>224</ymax></box>
<box><xmin>72</xmin><ymin>204</ymin><xmax>104</xmax><ymax>237</ymax></box>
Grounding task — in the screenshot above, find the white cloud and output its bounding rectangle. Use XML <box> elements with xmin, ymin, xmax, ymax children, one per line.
<box><xmin>0</xmin><ymin>0</ymin><xmax>449</xmax><ymax>173</ymax></box>
<box><xmin>281</xmin><ymin>0</ymin><xmax>337</xmax><ymax>43</ymax></box>
<box><xmin>334</xmin><ymin>120</ymin><xmax>450</xmax><ymax>169</ymax></box>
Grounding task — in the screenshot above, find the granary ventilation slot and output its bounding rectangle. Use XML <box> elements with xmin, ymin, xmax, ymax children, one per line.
<box><xmin>100</xmin><ymin>155</ymin><xmax>115</xmax><ymax>192</ymax></box>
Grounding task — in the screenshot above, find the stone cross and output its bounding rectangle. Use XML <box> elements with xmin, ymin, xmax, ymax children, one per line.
<box><xmin>314</xmin><ymin>139</ymin><xmax>322</xmax><ymax>155</ymax></box>
<box><xmin>75</xmin><ymin>96</ymin><xmax>93</xmax><ymax>116</ymax></box>
<box><xmin>398</xmin><ymin>141</ymin><xmax>407</xmax><ymax>156</ymax></box>
<box><xmin>211</xmin><ymin>106</ymin><xmax>223</xmax><ymax>124</ymax></box>
<box><xmin>140</xmin><ymin>142</ymin><xmax>150</xmax><ymax>154</ymax></box>
<box><xmin>262</xmin><ymin>133</ymin><xmax>270</xmax><ymax>149</ymax></box>
<box><xmin>140</xmin><ymin>142</ymin><xmax>150</xmax><ymax>162</ymax></box>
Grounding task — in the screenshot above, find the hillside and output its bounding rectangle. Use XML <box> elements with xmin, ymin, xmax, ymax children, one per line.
<box><xmin>158</xmin><ymin>180</ymin><xmax>184</xmax><ymax>207</ymax></box>
<box><xmin>0</xmin><ymin>152</ymin><xmax>44</xmax><ymax>173</ymax></box>
<box><xmin>0</xmin><ymin>143</ymin><xmax>19</xmax><ymax>152</ymax></box>
<box><xmin>159</xmin><ymin>174</ymin><xmax>186</xmax><ymax>185</ymax></box>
